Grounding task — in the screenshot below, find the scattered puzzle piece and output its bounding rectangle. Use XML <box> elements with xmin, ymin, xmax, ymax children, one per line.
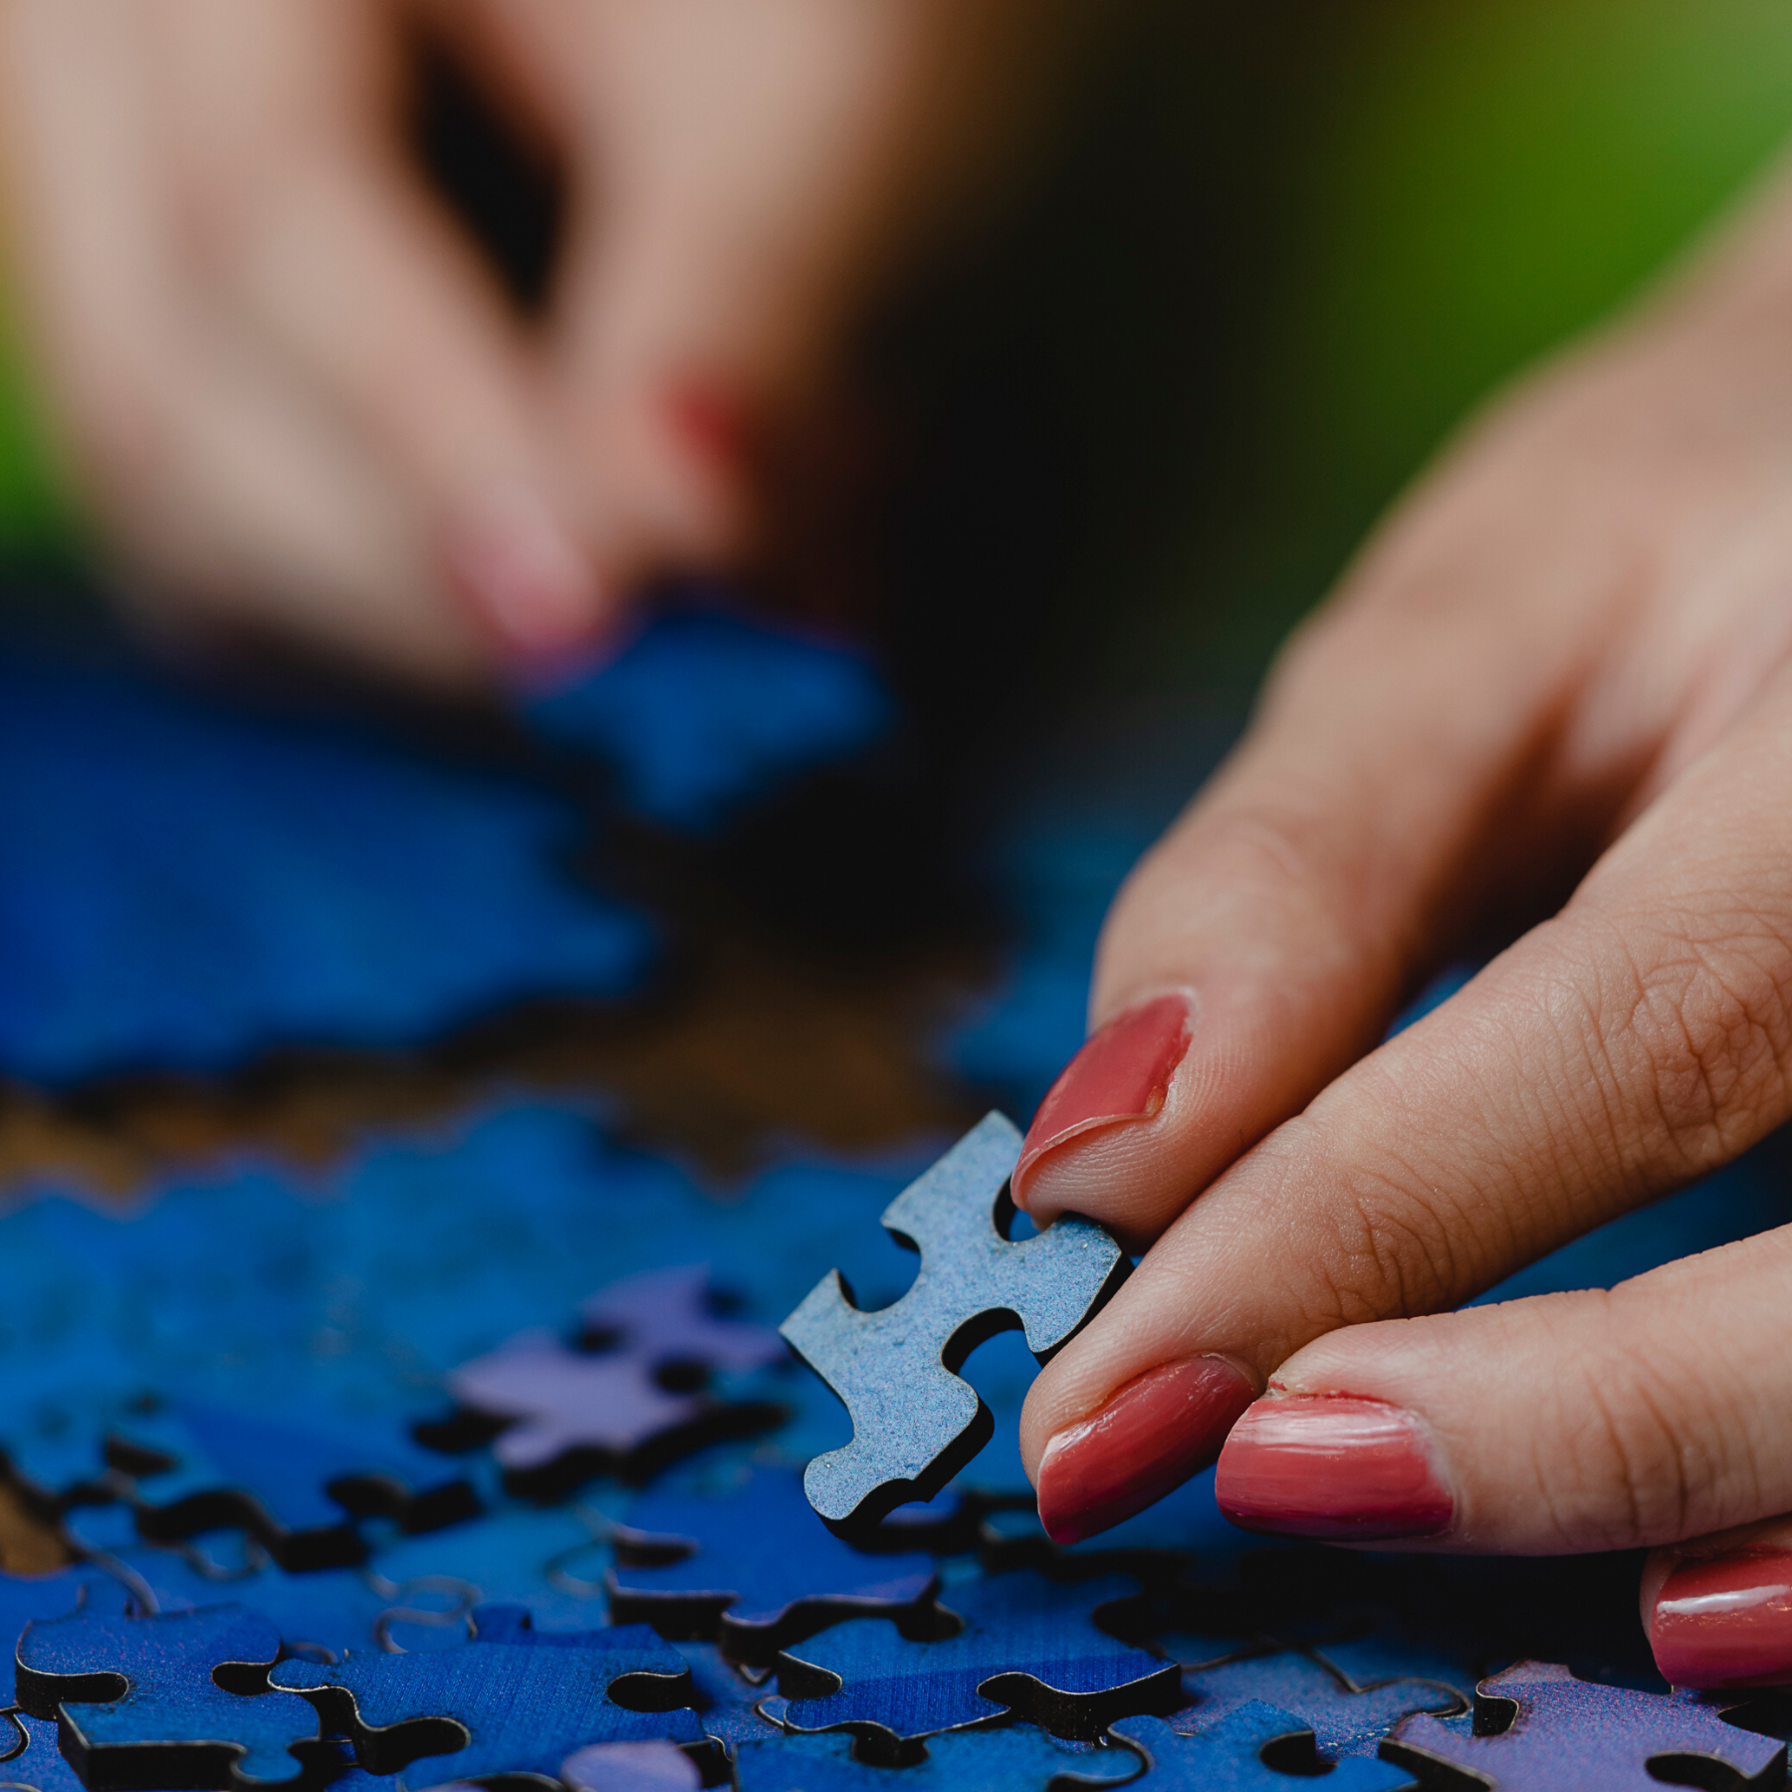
<box><xmin>774</xmin><ymin>1570</ymin><xmax>1177</xmax><ymax>1746</ymax></box>
<box><xmin>0</xmin><ymin>1711</ymin><xmax>121</xmax><ymax>1792</ymax></box>
<box><xmin>111</xmin><ymin>1399</ymin><xmax>480</xmax><ymax>1572</ymax></box>
<box><xmin>16</xmin><ymin>1602</ymin><xmax>323</xmax><ymax>1790</ymax></box>
<box><xmin>780</xmin><ymin>1115</ymin><xmax>1128</xmax><ymax>1534</ymax></box>
<box><xmin>1111</xmin><ymin>1708</ymin><xmax>1416</xmax><ymax>1791</ymax></box>
<box><xmin>439</xmin><ymin>1268</ymin><xmax>786</xmax><ymax>1500</ymax></box>
<box><xmin>558</xmin><ymin>1739</ymin><xmax>703</xmax><ymax>1792</ymax></box>
<box><xmin>1382</xmin><ymin>1660</ymin><xmax>1784</xmax><ymax>1790</ymax></box>
<box><xmin>607</xmin><ymin>1466</ymin><xmax>938</xmax><ymax>1662</ymax></box>
<box><xmin>670</xmin><ymin>1642</ymin><xmax>781</xmax><ymax>1758</ymax></box>
<box><xmin>733</xmin><ymin>1723</ymin><xmax>1143</xmax><ymax>1791</ymax></box>
<box><xmin>1181</xmin><ymin>1650</ymin><xmax>1462</xmax><ymax>1758</ymax></box>
<box><xmin>270</xmin><ymin>1604</ymin><xmax>703</xmax><ymax>1788</ymax></box>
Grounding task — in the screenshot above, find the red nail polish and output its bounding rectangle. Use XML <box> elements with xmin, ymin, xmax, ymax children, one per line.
<box><xmin>1035</xmin><ymin>1356</ymin><xmax>1256</xmax><ymax>1545</ymax></box>
<box><xmin>1215</xmin><ymin>1395</ymin><xmax>1452</xmax><ymax>1541</ymax></box>
<box><xmin>1650</xmin><ymin>1548</ymin><xmax>1792</xmax><ymax>1689</ymax></box>
<box><xmin>663</xmin><ymin>379</ymin><xmax>751</xmax><ymax>475</ymax></box>
<box><xmin>1014</xmin><ymin>993</ymin><xmax>1193</xmax><ymax>1207</ymax></box>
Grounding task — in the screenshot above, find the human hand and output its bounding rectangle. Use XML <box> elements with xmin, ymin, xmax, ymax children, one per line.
<box><xmin>1012</xmin><ymin>158</ymin><xmax>1792</xmax><ymax>1686</ymax></box>
<box><xmin>0</xmin><ymin>0</ymin><xmax>1008</xmax><ymax>685</ymax></box>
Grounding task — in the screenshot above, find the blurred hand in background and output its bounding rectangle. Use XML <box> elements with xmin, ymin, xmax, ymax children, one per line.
<box><xmin>0</xmin><ymin>0</ymin><xmax>1040</xmax><ymax>685</ymax></box>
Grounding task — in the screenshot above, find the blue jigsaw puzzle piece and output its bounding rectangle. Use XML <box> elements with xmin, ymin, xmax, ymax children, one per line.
<box><xmin>0</xmin><ymin>1568</ymin><xmax>126</xmax><ymax>1680</ymax></box>
<box><xmin>733</xmin><ymin>1723</ymin><xmax>1142</xmax><ymax>1791</ymax></box>
<box><xmin>0</xmin><ymin>636</ymin><xmax>649</xmax><ymax>1084</ymax></box>
<box><xmin>270</xmin><ymin>1604</ymin><xmax>702</xmax><ymax>1789</ymax></box>
<box><xmin>0</xmin><ymin>1711</ymin><xmax>135</xmax><ymax>1792</ymax></box>
<box><xmin>1181</xmin><ymin>1651</ymin><xmax>1462</xmax><ymax>1759</ymax></box>
<box><xmin>780</xmin><ymin>1114</ymin><xmax>1128</xmax><ymax>1534</ymax></box>
<box><xmin>774</xmin><ymin>1570</ymin><xmax>1178</xmax><ymax>1745</ymax></box>
<box><xmin>1383</xmin><ymin>1660</ymin><xmax>1785</xmax><ymax>1789</ymax></box>
<box><xmin>1111</xmin><ymin>1708</ymin><xmax>1416</xmax><ymax>1791</ymax></box>
<box><xmin>16</xmin><ymin>1602</ymin><xmax>323</xmax><ymax>1790</ymax></box>
<box><xmin>522</xmin><ymin>606</ymin><xmax>893</xmax><ymax>833</ymax></box>
<box><xmin>607</xmin><ymin>1465</ymin><xmax>938</xmax><ymax>1662</ymax></box>
<box><xmin>671</xmin><ymin>1643</ymin><xmax>781</xmax><ymax>1758</ymax></box>
<box><xmin>113</xmin><ymin>1398</ymin><xmax>481</xmax><ymax>1571</ymax></box>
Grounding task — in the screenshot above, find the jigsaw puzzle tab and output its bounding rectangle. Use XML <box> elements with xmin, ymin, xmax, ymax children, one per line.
<box><xmin>780</xmin><ymin>1115</ymin><xmax>1128</xmax><ymax>1535</ymax></box>
<box><xmin>1181</xmin><ymin>1650</ymin><xmax>1462</xmax><ymax>1760</ymax></box>
<box><xmin>1382</xmin><ymin>1660</ymin><xmax>1785</xmax><ymax>1790</ymax></box>
<box><xmin>733</xmin><ymin>1723</ymin><xmax>1142</xmax><ymax>1791</ymax></box>
<box><xmin>16</xmin><ymin>1602</ymin><xmax>323</xmax><ymax>1791</ymax></box>
<box><xmin>774</xmin><ymin>1569</ymin><xmax>1178</xmax><ymax>1747</ymax></box>
<box><xmin>1111</xmin><ymin>1708</ymin><xmax>1417</xmax><ymax>1792</ymax></box>
<box><xmin>111</xmin><ymin>1399</ymin><xmax>482</xmax><ymax>1573</ymax></box>
<box><xmin>435</xmin><ymin>1268</ymin><xmax>786</xmax><ymax>1501</ymax></box>
<box><xmin>269</xmin><ymin>1604</ymin><xmax>704</xmax><ymax>1789</ymax></box>
<box><xmin>607</xmin><ymin>1466</ymin><xmax>938</xmax><ymax>1664</ymax></box>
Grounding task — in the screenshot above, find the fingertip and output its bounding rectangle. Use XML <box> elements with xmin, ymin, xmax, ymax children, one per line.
<box><xmin>440</xmin><ymin>481</ymin><xmax>616</xmax><ymax>673</ymax></box>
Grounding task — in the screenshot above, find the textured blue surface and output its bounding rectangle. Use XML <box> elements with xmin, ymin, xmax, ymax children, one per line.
<box><xmin>1384</xmin><ymin>1660</ymin><xmax>1785</xmax><ymax>1790</ymax></box>
<box><xmin>17</xmin><ymin>1602</ymin><xmax>319</xmax><ymax>1788</ymax></box>
<box><xmin>270</xmin><ymin>1606</ymin><xmax>702</xmax><ymax>1787</ymax></box>
<box><xmin>608</xmin><ymin>1465</ymin><xmax>937</xmax><ymax>1657</ymax></box>
<box><xmin>733</xmin><ymin>1723</ymin><xmax>1142</xmax><ymax>1791</ymax></box>
<box><xmin>775</xmin><ymin>1570</ymin><xmax>1179</xmax><ymax>1744</ymax></box>
<box><xmin>1111</xmin><ymin>1709</ymin><xmax>1417</xmax><ymax>1792</ymax></box>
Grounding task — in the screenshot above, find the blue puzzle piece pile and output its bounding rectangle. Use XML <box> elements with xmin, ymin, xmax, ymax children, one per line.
<box><xmin>0</xmin><ymin>596</ymin><xmax>1788</xmax><ymax>1792</ymax></box>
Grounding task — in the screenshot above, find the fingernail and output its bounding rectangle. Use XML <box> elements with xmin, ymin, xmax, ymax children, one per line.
<box><xmin>1650</xmin><ymin>1547</ymin><xmax>1792</xmax><ymax>1689</ymax></box>
<box><xmin>443</xmin><ymin>485</ymin><xmax>601</xmax><ymax>666</ymax></box>
<box><xmin>663</xmin><ymin>378</ymin><xmax>751</xmax><ymax>476</ymax></box>
<box><xmin>1215</xmin><ymin>1395</ymin><xmax>1453</xmax><ymax>1541</ymax></box>
<box><xmin>1035</xmin><ymin>1356</ymin><xmax>1256</xmax><ymax>1545</ymax></box>
<box><xmin>1013</xmin><ymin>992</ymin><xmax>1194</xmax><ymax>1210</ymax></box>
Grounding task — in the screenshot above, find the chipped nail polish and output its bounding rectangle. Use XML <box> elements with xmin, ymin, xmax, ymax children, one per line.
<box><xmin>1013</xmin><ymin>993</ymin><xmax>1193</xmax><ymax>1208</ymax></box>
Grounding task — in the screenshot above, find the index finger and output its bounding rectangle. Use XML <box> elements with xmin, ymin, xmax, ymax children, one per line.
<box><xmin>1019</xmin><ymin>661</ymin><xmax>1792</xmax><ymax>1543</ymax></box>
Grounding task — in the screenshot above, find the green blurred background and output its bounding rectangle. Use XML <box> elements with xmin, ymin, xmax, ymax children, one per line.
<box><xmin>4</xmin><ymin>0</ymin><xmax>1792</xmax><ymax>700</ymax></box>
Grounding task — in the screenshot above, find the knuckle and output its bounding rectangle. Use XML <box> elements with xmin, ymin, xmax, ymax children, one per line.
<box><xmin>1599</xmin><ymin>909</ymin><xmax>1792</xmax><ymax>1167</ymax></box>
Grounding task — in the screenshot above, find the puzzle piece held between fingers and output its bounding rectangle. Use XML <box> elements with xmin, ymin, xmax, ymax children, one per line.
<box><xmin>607</xmin><ymin>1466</ymin><xmax>938</xmax><ymax>1663</ymax></box>
<box><xmin>780</xmin><ymin>1114</ymin><xmax>1128</xmax><ymax>1535</ymax></box>
<box><xmin>1111</xmin><ymin>1708</ymin><xmax>1418</xmax><ymax>1792</ymax></box>
<box><xmin>16</xmin><ymin>1603</ymin><xmax>324</xmax><ymax>1790</ymax></box>
<box><xmin>269</xmin><ymin>1604</ymin><xmax>704</xmax><ymax>1789</ymax></box>
<box><xmin>1382</xmin><ymin>1660</ymin><xmax>1785</xmax><ymax>1790</ymax></box>
<box><xmin>774</xmin><ymin>1570</ymin><xmax>1178</xmax><ymax>1747</ymax></box>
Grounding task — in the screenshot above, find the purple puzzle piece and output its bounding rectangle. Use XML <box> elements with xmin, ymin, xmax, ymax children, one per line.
<box><xmin>1384</xmin><ymin>1660</ymin><xmax>1784</xmax><ymax>1790</ymax></box>
<box><xmin>442</xmin><ymin>1268</ymin><xmax>786</xmax><ymax>1499</ymax></box>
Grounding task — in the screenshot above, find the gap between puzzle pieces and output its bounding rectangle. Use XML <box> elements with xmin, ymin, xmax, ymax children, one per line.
<box><xmin>770</xmin><ymin>1569</ymin><xmax>1177</xmax><ymax>1751</ymax></box>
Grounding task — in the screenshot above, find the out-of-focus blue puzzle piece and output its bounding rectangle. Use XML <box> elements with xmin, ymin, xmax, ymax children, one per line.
<box><xmin>733</xmin><ymin>1723</ymin><xmax>1143</xmax><ymax>1791</ymax></box>
<box><xmin>522</xmin><ymin>607</ymin><xmax>893</xmax><ymax>833</ymax></box>
<box><xmin>0</xmin><ymin>638</ymin><xmax>650</xmax><ymax>1084</ymax></box>
<box><xmin>112</xmin><ymin>1398</ymin><xmax>481</xmax><ymax>1571</ymax></box>
<box><xmin>558</xmin><ymin>1738</ymin><xmax>703</xmax><ymax>1792</ymax></box>
<box><xmin>16</xmin><ymin>1602</ymin><xmax>322</xmax><ymax>1789</ymax></box>
<box><xmin>607</xmin><ymin>1465</ymin><xmax>938</xmax><ymax>1661</ymax></box>
<box><xmin>1111</xmin><ymin>1708</ymin><xmax>1417</xmax><ymax>1791</ymax></box>
<box><xmin>1383</xmin><ymin>1660</ymin><xmax>1785</xmax><ymax>1789</ymax></box>
<box><xmin>269</xmin><ymin>1604</ymin><xmax>702</xmax><ymax>1789</ymax></box>
<box><xmin>780</xmin><ymin>1115</ymin><xmax>1128</xmax><ymax>1535</ymax></box>
<box><xmin>1181</xmin><ymin>1651</ymin><xmax>1462</xmax><ymax>1759</ymax></box>
<box><xmin>774</xmin><ymin>1570</ymin><xmax>1178</xmax><ymax>1745</ymax></box>
<box><xmin>442</xmin><ymin>1267</ymin><xmax>786</xmax><ymax>1500</ymax></box>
